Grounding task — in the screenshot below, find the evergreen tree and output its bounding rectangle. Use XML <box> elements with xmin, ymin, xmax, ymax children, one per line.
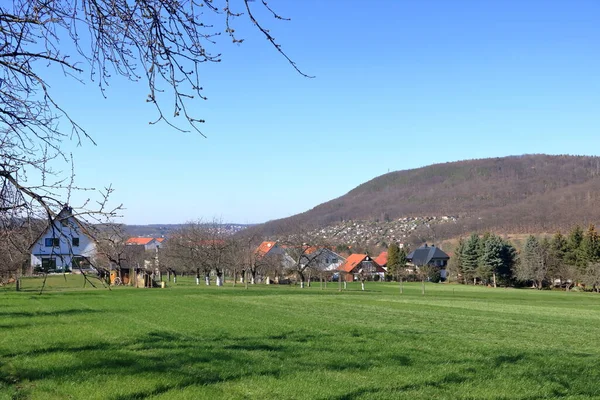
<box><xmin>498</xmin><ymin>239</ymin><xmax>518</xmax><ymax>285</ymax></box>
<box><xmin>448</xmin><ymin>238</ymin><xmax>465</xmax><ymax>283</ymax></box>
<box><xmin>480</xmin><ymin>235</ymin><xmax>504</xmax><ymax>287</ymax></box>
<box><xmin>580</xmin><ymin>224</ymin><xmax>600</xmax><ymax>264</ymax></box>
<box><xmin>462</xmin><ymin>233</ymin><xmax>480</xmax><ymax>284</ymax></box>
<box><xmin>549</xmin><ymin>231</ymin><xmax>576</xmax><ymax>290</ymax></box>
<box><xmin>387</xmin><ymin>243</ymin><xmax>400</xmax><ymax>279</ymax></box>
<box><xmin>566</xmin><ymin>225</ymin><xmax>584</xmax><ymax>267</ymax></box>
<box><xmin>516</xmin><ymin>235</ymin><xmax>548</xmax><ymax>289</ymax></box>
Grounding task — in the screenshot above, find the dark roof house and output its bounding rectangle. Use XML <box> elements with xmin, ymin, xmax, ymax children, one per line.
<box><xmin>406</xmin><ymin>244</ymin><xmax>449</xmax><ymax>267</ymax></box>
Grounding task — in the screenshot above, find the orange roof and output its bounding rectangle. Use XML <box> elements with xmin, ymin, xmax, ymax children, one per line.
<box><xmin>126</xmin><ymin>237</ymin><xmax>155</xmax><ymax>245</ymax></box>
<box><xmin>255</xmin><ymin>241</ymin><xmax>276</xmax><ymax>256</ymax></box>
<box><xmin>156</xmin><ymin>238</ymin><xmax>165</xmax><ymax>242</ymax></box>
<box><xmin>338</xmin><ymin>254</ymin><xmax>385</xmax><ymax>273</ymax></box>
<box><xmin>304</xmin><ymin>246</ymin><xmax>319</xmax><ymax>255</ymax></box>
<box><xmin>338</xmin><ymin>254</ymin><xmax>369</xmax><ymax>273</ymax></box>
<box><xmin>374</xmin><ymin>251</ymin><xmax>388</xmax><ymax>266</ymax></box>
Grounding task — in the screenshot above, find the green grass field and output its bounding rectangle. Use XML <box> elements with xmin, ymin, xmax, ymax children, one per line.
<box><xmin>2</xmin><ymin>276</ymin><xmax>600</xmax><ymax>399</ymax></box>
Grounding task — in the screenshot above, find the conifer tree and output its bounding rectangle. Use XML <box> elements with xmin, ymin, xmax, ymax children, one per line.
<box><xmin>480</xmin><ymin>235</ymin><xmax>504</xmax><ymax>287</ymax></box>
<box><xmin>448</xmin><ymin>238</ymin><xmax>465</xmax><ymax>283</ymax></box>
<box><xmin>566</xmin><ymin>225</ymin><xmax>584</xmax><ymax>267</ymax></box>
<box><xmin>516</xmin><ymin>235</ymin><xmax>549</xmax><ymax>289</ymax></box>
<box><xmin>580</xmin><ymin>224</ymin><xmax>600</xmax><ymax>264</ymax></box>
<box><xmin>462</xmin><ymin>233</ymin><xmax>480</xmax><ymax>284</ymax></box>
<box><xmin>387</xmin><ymin>243</ymin><xmax>400</xmax><ymax>279</ymax></box>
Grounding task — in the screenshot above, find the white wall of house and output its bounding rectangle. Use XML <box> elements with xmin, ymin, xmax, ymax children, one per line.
<box><xmin>30</xmin><ymin>217</ymin><xmax>96</xmax><ymax>271</ymax></box>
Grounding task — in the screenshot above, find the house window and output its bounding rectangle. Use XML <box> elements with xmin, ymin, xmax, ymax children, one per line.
<box><xmin>332</xmin><ymin>258</ymin><xmax>338</xmax><ymax>263</ymax></box>
<box><xmin>72</xmin><ymin>238</ymin><xmax>80</xmax><ymax>247</ymax></box>
<box><xmin>45</xmin><ymin>238</ymin><xmax>60</xmax><ymax>247</ymax></box>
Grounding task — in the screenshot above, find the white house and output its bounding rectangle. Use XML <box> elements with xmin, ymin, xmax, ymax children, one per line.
<box><xmin>30</xmin><ymin>206</ymin><xmax>96</xmax><ymax>273</ymax></box>
<box><xmin>301</xmin><ymin>248</ymin><xmax>346</xmax><ymax>272</ymax></box>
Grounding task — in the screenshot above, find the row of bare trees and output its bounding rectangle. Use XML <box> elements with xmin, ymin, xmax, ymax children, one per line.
<box><xmin>158</xmin><ymin>221</ymin><xmax>337</xmax><ymax>287</ymax></box>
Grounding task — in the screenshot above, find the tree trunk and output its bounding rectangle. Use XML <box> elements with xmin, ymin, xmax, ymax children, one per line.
<box><xmin>422</xmin><ymin>278</ymin><xmax>425</xmax><ymax>295</ymax></box>
<box><xmin>205</xmin><ymin>275</ymin><xmax>210</xmax><ymax>285</ymax></box>
<box><xmin>473</xmin><ymin>277</ymin><xmax>476</xmax><ymax>285</ymax></box>
<box><xmin>196</xmin><ymin>268</ymin><xmax>200</xmax><ymax>285</ymax></box>
<box><xmin>233</xmin><ymin>270</ymin><xmax>236</xmax><ymax>287</ymax></box>
<box><xmin>492</xmin><ymin>272</ymin><xmax>497</xmax><ymax>288</ymax></box>
<box><xmin>361</xmin><ymin>281</ymin><xmax>365</xmax><ymax>291</ymax></box>
<box><xmin>344</xmin><ymin>281</ymin><xmax>347</xmax><ymax>289</ymax></box>
<box><xmin>307</xmin><ymin>270</ymin><xmax>311</xmax><ymax>287</ymax></box>
<box><xmin>399</xmin><ymin>277</ymin><xmax>403</xmax><ymax>294</ymax></box>
<box><xmin>216</xmin><ymin>274</ymin><xmax>223</xmax><ymax>286</ymax></box>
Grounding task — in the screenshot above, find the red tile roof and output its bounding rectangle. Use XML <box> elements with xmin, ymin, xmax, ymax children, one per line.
<box><xmin>374</xmin><ymin>251</ymin><xmax>388</xmax><ymax>266</ymax></box>
<box><xmin>338</xmin><ymin>254</ymin><xmax>369</xmax><ymax>273</ymax></box>
<box><xmin>126</xmin><ymin>237</ymin><xmax>155</xmax><ymax>245</ymax></box>
<box><xmin>338</xmin><ymin>254</ymin><xmax>385</xmax><ymax>273</ymax></box>
<box><xmin>156</xmin><ymin>238</ymin><xmax>165</xmax><ymax>242</ymax></box>
<box><xmin>255</xmin><ymin>241</ymin><xmax>276</xmax><ymax>256</ymax></box>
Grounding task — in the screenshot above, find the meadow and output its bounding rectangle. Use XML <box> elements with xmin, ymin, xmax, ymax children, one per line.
<box><xmin>2</xmin><ymin>276</ymin><xmax>600</xmax><ymax>399</ymax></box>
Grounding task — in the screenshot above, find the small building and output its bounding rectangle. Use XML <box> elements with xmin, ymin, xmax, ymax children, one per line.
<box><xmin>338</xmin><ymin>254</ymin><xmax>386</xmax><ymax>282</ymax></box>
<box><xmin>406</xmin><ymin>244</ymin><xmax>450</xmax><ymax>281</ymax></box>
<box><xmin>125</xmin><ymin>237</ymin><xmax>163</xmax><ymax>250</ymax></box>
<box><xmin>30</xmin><ymin>205</ymin><xmax>96</xmax><ymax>273</ymax></box>
<box><xmin>301</xmin><ymin>247</ymin><xmax>346</xmax><ymax>273</ymax></box>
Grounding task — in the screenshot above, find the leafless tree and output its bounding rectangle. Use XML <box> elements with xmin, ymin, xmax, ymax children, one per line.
<box><xmin>93</xmin><ymin>223</ymin><xmax>147</xmax><ymax>285</ymax></box>
<box><xmin>165</xmin><ymin>219</ymin><xmax>233</xmax><ymax>286</ymax></box>
<box><xmin>280</xmin><ymin>234</ymin><xmax>332</xmax><ymax>289</ymax></box>
<box><xmin>1</xmin><ymin>0</ymin><xmax>307</xmax><ymax>262</ymax></box>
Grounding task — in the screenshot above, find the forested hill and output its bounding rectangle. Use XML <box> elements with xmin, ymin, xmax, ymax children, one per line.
<box><xmin>248</xmin><ymin>154</ymin><xmax>600</xmax><ymax>241</ymax></box>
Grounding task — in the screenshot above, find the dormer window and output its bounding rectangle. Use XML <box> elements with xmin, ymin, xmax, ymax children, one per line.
<box><xmin>72</xmin><ymin>238</ymin><xmax>80</xmax><ymax>247</ymax></box>
<box><xmin>45</xmin><ymin>238</ymin><xmax>60</xmax><ymax>247</ymax></box>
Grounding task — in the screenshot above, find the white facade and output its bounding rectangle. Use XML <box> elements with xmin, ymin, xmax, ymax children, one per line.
<box><xmin>30</xmin><ymin>207</ymin><xmax>96</xmax><ymax>272</ymax></box>
<box><xmin>301</xmin><ymin>249</ymin><xmax>345</xmax><ymax>272</ymax></box>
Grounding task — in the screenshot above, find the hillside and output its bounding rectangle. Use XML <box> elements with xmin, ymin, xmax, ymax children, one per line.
<box><xmin>246</xmin><ymin>154</ymin><xmax>600</xmax><ymax>243</ymax></box>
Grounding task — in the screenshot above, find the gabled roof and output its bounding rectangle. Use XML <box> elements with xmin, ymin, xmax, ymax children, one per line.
<box><xmin>255</xmin><ymin>241</ymin><xmax>277</xmax><ymax>256</ymax></box>
<box><xmin>338</xmin><ymin>254</ymin><xmax>383</xmax><ymax>273</ymax></box>
<box><xmin>156</xmin><ymin>238</ymin><xmax>165</xmax><ymax>243</ymax></box>
<box><xmin>374</xmin><ymin>251</ymin><xmax>388</xmax><ymax>266</ymax></box>
<box><xmin>406</xmin><ymin>244</ymin><xmax>449</xmax><ymax>266</ymax></box>
<box><xmin>126</xmin><ymin>237</ymin><xmax>155</xmax><ymax>245</ymax></box>
<box><xmin>28</xmin><ymin>205</ymin><xmax>94</xmax><ymax>251</ymax></box>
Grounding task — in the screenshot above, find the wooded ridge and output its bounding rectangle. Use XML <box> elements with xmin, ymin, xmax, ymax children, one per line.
<box><xmin>246</xmin><ymin>154</ymin><xmax>600</xmax><ymax>243</ymax></box>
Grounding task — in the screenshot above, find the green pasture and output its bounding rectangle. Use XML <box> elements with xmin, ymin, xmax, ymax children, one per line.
<box><xmin>2</xmin><ymin>276</ymin><xmax>600</xmax><ymax>399</ymax></box>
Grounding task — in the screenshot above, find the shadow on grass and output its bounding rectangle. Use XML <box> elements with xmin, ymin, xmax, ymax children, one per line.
<box><xmin>0</xmin><ymin>308</ymin><xmax>104</xmax><ymax>319</ymax></box>
<box><xmin>3</xmin><ymin>327</ymin><xmax>600</xmax><ymax>399</ymax></box>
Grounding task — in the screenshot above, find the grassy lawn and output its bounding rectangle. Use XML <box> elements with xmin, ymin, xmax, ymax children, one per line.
<box><xmin>2</xmin><ymin>276</ymin><xmax>600</xmax><ymax>399</ymax></box>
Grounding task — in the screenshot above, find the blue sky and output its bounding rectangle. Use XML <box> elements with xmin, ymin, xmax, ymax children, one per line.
<box><xmin>49</xmin><ymin>0</ymin><xmax>600</xmax><ymax>224</ymax></box>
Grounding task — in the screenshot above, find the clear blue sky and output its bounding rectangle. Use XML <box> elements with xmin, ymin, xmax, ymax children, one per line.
<box><xmin>50</xmin><ymin>0</ymin><xmax>600</xmax><ymax>224</ymax></box>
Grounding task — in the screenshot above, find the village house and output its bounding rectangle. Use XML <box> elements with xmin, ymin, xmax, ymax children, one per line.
<box><xmin>338</xmin><ymin>254</ymin><xmax>386</xmax><ymax>282</ymax></box>
<box><xmin>30</xmin><ymin>205</ymin><xmax>96</xmax><ymax>273</ymax></box>
<box><xmin>406</xmin><ymin>243</ymin><xmax>450</xmax><ymax>281</ymax></box>
<box><xmin>301</xmin><ymin>247</ymin><xmax>346</xmax><ymax>272</ymax></box>
<box><xmin>125</xmin><ymin>237</ymin><xmax>164</xmax><ymax>250</ymax></box>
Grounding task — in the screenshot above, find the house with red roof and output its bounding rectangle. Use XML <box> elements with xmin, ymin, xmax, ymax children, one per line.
<box><xmin>125</xmin><ymin>237</ymin><xmax>164</xmax><ymax>250</ymax></box>
<box><xmin>338</xmin><ymin>254</ymin><xmax>386</xmax><ymax>282</ymax></box>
